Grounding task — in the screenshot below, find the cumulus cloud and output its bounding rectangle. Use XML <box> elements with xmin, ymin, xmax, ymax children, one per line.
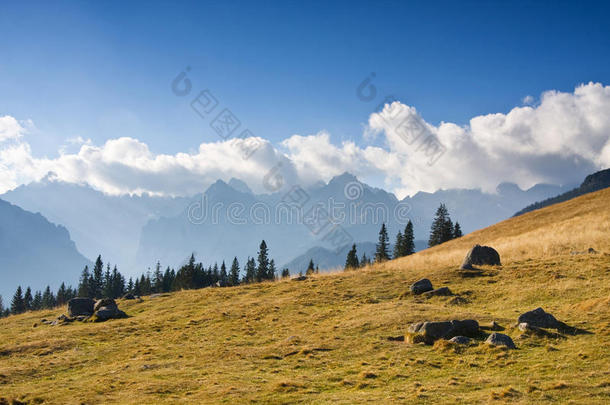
<box><xmin>1</xmin><ymin>82</ymin><xmax>609</xmax><ymax>198</ymax></box>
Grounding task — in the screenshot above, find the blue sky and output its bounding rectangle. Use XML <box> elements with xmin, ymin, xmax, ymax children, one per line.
<box><xmin>1</xmin><ymin>1</ymin><xmax>610</xmax><ymax>198</ymax></box>
<box><xmin>2</xmin><ymin>0</ymin><xmax>609</xmax><ymax>157</ymax></box>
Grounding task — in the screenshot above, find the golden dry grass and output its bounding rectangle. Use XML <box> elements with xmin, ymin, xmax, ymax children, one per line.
<box><xmin>0</xmin><ymin>188</ymin><xmax>609</xmax><ymax>404</ymax></box>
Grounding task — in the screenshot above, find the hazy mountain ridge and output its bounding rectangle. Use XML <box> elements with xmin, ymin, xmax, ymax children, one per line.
<box><xmin>0</xmin><ymin>198</ymin><xmax>91</xmax><ymax>299</ymax></box>
<box><xmin>513</xmin><ymin>168</ymin><xmax>610</xmax><ymax>216</ymax></box>
<box><xmin>1</xmin><ymin>173</ymin><xmax>572</xmax><ymax>279</ymax></box>
<box><xmin>1</xmin><ymin>178</ymin><xmax>189</xmax><ymax>272</ymax></box>
<box><xmin>136</xmin><ymin>173</ymin><xmax>570</xmax><ymax>273</ymax></box>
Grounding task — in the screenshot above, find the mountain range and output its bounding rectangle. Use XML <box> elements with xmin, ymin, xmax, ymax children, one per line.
<box><xmin>0</xmin><ymin>172</ymin><xmax>576</xmax><ymax>287</ymax></box>
<box><xmin>0</xmin><ymin>198</ymin><xmax>91</xmax><ymax>300</ymax></box>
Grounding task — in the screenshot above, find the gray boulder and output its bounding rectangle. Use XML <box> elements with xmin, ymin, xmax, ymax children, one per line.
<box><xmin>449</xmin><ymin>336</ymin><xmax>471</xmax><ymax>345</ymax></box>
<box><xmin>92</xmin><ymin>298</ymin><xmax>127</xmax><ymax>321</ymax></box>
<box><xmin>410</xmin><ymin>278</ymin><xmax>433</xmax><ymax>295</ymax></box>
<box><xmin>122</xmin><ymin>293</ymin><xmax>135</xmax><ymax>300</ymax></box>
<box><xmin>485</xmin><ymin>333</ymin><xmax>516</xmax><ymax>349</ymax></box>
<box><xmin>94</xmin><ymin>306</ymin><xmax>127</xmax><ymax>321</ymax></box>
<box><xmin>68</xmin><ymin>297</ymin><xmax>95</xmax><ymax>317</ymax></box>
<box><xmin>422</xmin><ymin>287</ymin><xmax>453</xmax><ymax>297</ymax></box>
<box><xmin>94</xmin><ymin>298</ymin><xmax>117</xmax><ymax>312</ymax></box>
<box><xmin>461</xmin><ymin>245</ymin><xmax>501</xmax><ymax>269</ymax></box>
<box><xmin>408</xmin><ymin>319</ymin><xmax>479</xmax><ymax>344</ymax></box>
<box><xmin>517</xmin><ymin>307</ymin><xmax>562</xmax><ymax>329</ymax></box>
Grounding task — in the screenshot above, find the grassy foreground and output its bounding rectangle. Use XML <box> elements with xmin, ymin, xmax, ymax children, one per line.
<box><xmin>1</xmin><ymin>189</ymin><xmax>609</xmax><ymax>404</ymax></box>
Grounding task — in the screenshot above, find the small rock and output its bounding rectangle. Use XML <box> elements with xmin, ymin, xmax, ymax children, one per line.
<box><xmin>422</xmin><ymin>286</ymin><xmax>453</xmax><ymax>297</ymax></box>
<box><xmin>518</xmin><ymin>322</ymin><xmax>534</xmax><ymax>332</ymax></box>
<box><xmin>447</xmin><ymin>296</ymin><xmax>469</xmax><ymax>305</ymax></box>
<box><xmin>461</xmin><ymin>244</ymin><xmax>501</xmax><ymax>269</ymax></box>
<box><xmin>410</xmin><ymin>278</ymin><xmax>433</xmax><ymax>295</ymax></box>
<box><xmin>292</xmin><ymin>276</ymin><xmax>307</xmax><ymax>281</ymax></box>
<box><xmin>449</xmin><ymin>336</ymin><xmax>471</xmax><ymax>345</ymax></box>
<box><xmin>588</xmin><ymin>247</ymin><xmax>598</xmax><ymax>254</ymax></box>
<box><xmin>485</xmin><ymin>332</ymin><xmax>516</xmax><ymax>349</ymax></box>
<box><xmin>68</xmin><ymin>297</ymin><xmax>95</xmax><ymax>317</ymax></box>
<box><xmin>517</xmin><ymin>307</ymin><xmax>562</xmax><ymax>329</ymax></box>
<box><xmin>122</xmin><ymin>293</ymin><xmax>135</xmax><ymax>300</ymax></box>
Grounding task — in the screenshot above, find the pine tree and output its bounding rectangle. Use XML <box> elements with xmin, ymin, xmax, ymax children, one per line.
<box><xmin>306</xmin><ymin>259</ymin><xmax>315</xmax><ymax>275</ymax></box>
<box><xmin>268</xmin><ymin>259</ymin><xmax>276</xmax><ymax>280</ymax></box>
<box><xmin>11</xmin><ymin>286</ymin><xmax>25</xmax><ymax>314</ymax></box>
<box><xmin>111</xmin><ymin>266</ymin><xmax>125</xmax><ymax>298</ymax></box>
<box><xmin>375</xmin><ymin>223</ymin><xmax>390</xmax><ymax>262</ymax></box>
<box><xmin>360</xmin><ymin>252</ymin><xmax>370</xmax><ymax>267</ymax></box>
<box><xmin>127</xmin><ymin>277</ymin><xmax>134</xmax><ymax>293</ymax></box>
<box><xmin>153</xmin><ymin>261</ymin><xmax>164</xmax><ymax>293</ymax></box>
<box><xmin>162</xmin><ymin>268</ymin><xmax>174</xmax><ymax>292</ymax></box>
<box><xmin>393</xmin><ymin>231</ymin><xmax>404</xmax><ymax>259</ymax></box>
<box><xmin>453</xmin><ymin>222</ymin><xmax>463</xmax><ymax>238</ymax></box>
<box><xmin>103</xmin><ymin>264</ymin><xmax>112</xmax><ymax>298</ymax></box>
<box><xmin>133</xmin><ymin>278</ymin><xmax>141</xmax><ymax>296</ymax></box>
<box><xmin>91</xmin><ymin>255</ymin><xmax>104</xmax><ymax>298</ymax></box>
<box><xmin>345</xmin><ymin>243</ymin><xmax>360</xmax><ymax>270</ymax></box>
<box><xmin>244</xmin><ymin>257</ymin><xmax>256</xmax><ymax>283</ymax></box>
<box><xmin>23</xmin><ymin>287</ymin><xmax>33</xmax><ymax>311</ymax></box>
<box><xmin>32</xmin><ymin>291</ymin><xmax>42</xmax><ymax>310</ymax></box>
<box><xmin>0</xmin><ymin>295</ymin><xmax>3</xmax><ymax>317</ymax></box>
<box><xmin>281</xmin><ymin>268</ymin><xmax>290</xmax><ymax>278</ymax></box>
<box><xmin>78</xmin><ymin>265</ymin><xmax>92</xmax><ymax>297</ymax></box>
<box><xmin>42</xmin><ymin>286</ymin><xmax>56</xmax><ymax>309</ymax></box>
<box><xmin>229</xmin><ymin>257</ymin><xmax>240</xmax><ymax>286</ymax></box>
<box><xmin>428</xmin><ymin>203</ymin><xmax>454</xmax><ymax>247</ymax></box>
<box><xmin>220</xmin><ymin>261</ymin><xmax>228</xmax><ymax>286</ymax></box>
<box><xmin>403</xmin><ymin>220</ymin><xmax>415</xmax><ymax>255</ymax></box>
<box><xmin>56</xmin><ymin>283</ymin><xmax>68</xmax><ymax>306</ymax></box>
<box><xmin>256</xmin><ymin>240</ymin><xmax>270</xmax><ymax>282</ymax></box>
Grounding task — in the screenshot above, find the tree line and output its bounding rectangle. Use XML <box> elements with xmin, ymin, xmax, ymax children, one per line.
<box><xmin>1</xmin><ymin>203</ymin><xmax>462</xmax><ymax>318</ymax></box>
<box><xmin>1</xmin><ymin>239</ymin><xmax>287</xmax><ymax>318</ymax></box>
<box><xmin>344</xmin><ymin>203</ymin><xmax>462</xmax><ymax>269</ymax></box>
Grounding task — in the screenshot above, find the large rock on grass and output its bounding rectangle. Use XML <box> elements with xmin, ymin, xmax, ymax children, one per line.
<box><xmin>68</xmin><ymin>298</ymin><xmax>95</xmax><ymax>317</ymax></box>
<box><xmin>408</xmin><ymin>319</ymin><xmax>479</xmax><ymax>344</ymax></box>
<box><xmin>461</xmin><ymin>245</ymin><xmax>501</xmax><ymax>269</ymax></box>
<box><xmin>410</xmin><ymin>278</ymin><xmax>433</xmax><ymax>295</ymax></box>
<box><xmin>92</xmin><ymin>298</ymin><xmax>127</xmax><ymax>322</ymax></box>
<box><xmin>485</xmin><ymin>332</ymin><xmax>516</xmax><ymax>349</ymax></box>
<box><xmin>517</xmin><ymin>307</ymin><xmax>562</xmax><ymax>329</ymax></box>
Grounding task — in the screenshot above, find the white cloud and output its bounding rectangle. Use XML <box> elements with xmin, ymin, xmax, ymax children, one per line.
<box><xmin>522</xmin><ymin>95</ymin><xmax>534</xmax><ymax>105</ymax></box>
<box><xmin>1</xmin><ymin>82</ymin><xmax>609</xmax><ymax>198</ymax></box>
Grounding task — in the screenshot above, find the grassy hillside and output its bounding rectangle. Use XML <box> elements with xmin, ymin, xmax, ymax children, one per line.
<box><xmin>1</xmin><ymin>189</ymin><xmax>609</xmax><ymax>404</ymax></box>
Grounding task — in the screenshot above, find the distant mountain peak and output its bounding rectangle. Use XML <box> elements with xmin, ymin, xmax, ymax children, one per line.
<box><xmin>329</xmin><ymin>172</ymin><xmax>359</xmax><ymax>185</ymax></box>
<box><xmin>228</xmin><ymin>178</ymin><xmax>252</xmax><ymax>194</ymax></box>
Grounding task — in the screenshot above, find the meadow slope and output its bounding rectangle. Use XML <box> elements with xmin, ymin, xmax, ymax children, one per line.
<box><xmin>1</xmin><ymin>188</ymin><xmax>609</xmax><ymax>404</ymax></box>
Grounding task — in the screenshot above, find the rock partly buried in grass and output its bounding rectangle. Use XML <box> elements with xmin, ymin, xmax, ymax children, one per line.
<box><xmin>407</xmin><ymin>320</ymin><xmax>479</xmax><ymax>344</ymax></box>
<box><xmin>410</xmin><ymin>278</ymin><xmax>433</xmax><ymax>295</ymax></box>
<box><xmin>447</xmin><ymin>296</ymin><xmax>469</xmax><ymax>305</ymax></box>
<box><xmin>485</xmin><ymin>332</ymin><xmax>516</xmax><ymax>349</ymax></box>
<box><xmin>460</xmin><ymin>244</ymin><xmax>501</xmax><ymax>269</ymax></box>
<box><xmin>422</xmin><ymin>287</ymin><xmax>453</xmax><ymax>297</ymax></box>
<box><xmin>122</xmin><ymin>293</ymin><xmax>136</xmax><ymax>300</ymax></box>
<box><xmin>517</xmin><ymin>307</ymin><xmax>563</xmax><ymax>329</ymax></box>
<box><xmin>91</xmin><ymin>298</ymin><xmax>127</xmax><ymax>322</ymax></box>
<box><xmin>449</xmin><ymin>336</ymin><xmax>471</xmax><ymax>345</ymax></box>
<box><xmin>68</xmin><ymin>297</ymin><xmax>95</xmax><ymax>317</ymax></box>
